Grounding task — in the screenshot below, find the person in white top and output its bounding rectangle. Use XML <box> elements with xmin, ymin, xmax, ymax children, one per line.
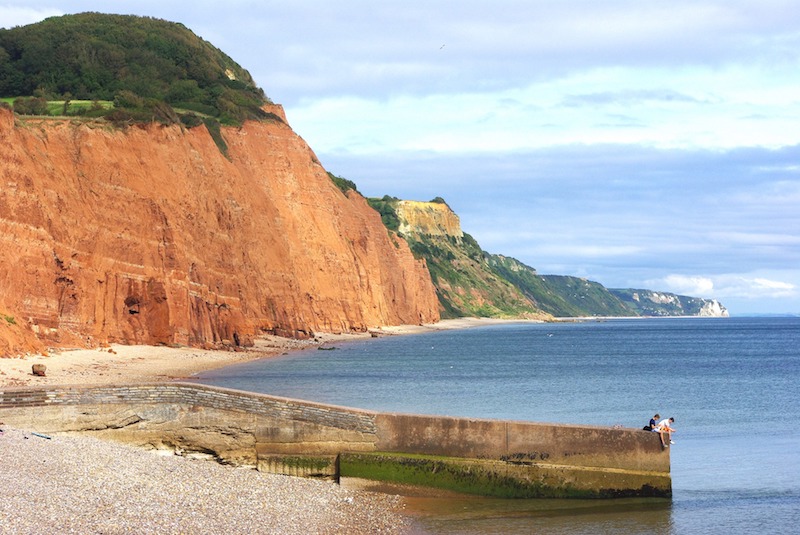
<box><xmin>656</xmin><ymin>417</ymin><xmax>676</xmax><ymax>447</ymax></box>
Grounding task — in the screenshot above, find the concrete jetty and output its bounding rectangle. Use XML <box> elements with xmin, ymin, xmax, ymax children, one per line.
<box><xmin>0</xmin><ymin>383</ymin><xmax>670</xmax><ymax>498</ymax></box>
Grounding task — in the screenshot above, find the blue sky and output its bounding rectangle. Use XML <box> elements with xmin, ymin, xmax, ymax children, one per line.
<box><xmin>3</xmin><ymin>1</ymin><xmax>799</xmax><ymax>314</ymax></box>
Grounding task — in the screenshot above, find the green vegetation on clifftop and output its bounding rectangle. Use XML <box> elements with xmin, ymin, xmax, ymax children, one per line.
<box><xmin>367</xmin><ymin>196</ymin><xmax>547</xmax><ymax>319</ymax></box>
<box><xmin>410</xmin><ymin>233</ymin><xmax>542</xmax><ymax>319</ymax></box>
<box><xmin>328</xmin><ymin>172</ymin><xmax>360</xmax><ymax>195</ymax></box>
<box><xmin>364</xmin><ymin>192</ymin><xmax>726</xmax><ymax>319</ymax></box>
<box><xmin>367</xmin><ymin>196</ymin><xmax>401</xmax><ymax>232</ymax></box>
<box><xmin>0</xmin><ymin>13</ymin><xmax>271</xmax><ymax>127</ymax></box>
<box><xmin>488</xmin><ymin>256</ymin><xmax>635</xmax><ymax>317</ymax></box>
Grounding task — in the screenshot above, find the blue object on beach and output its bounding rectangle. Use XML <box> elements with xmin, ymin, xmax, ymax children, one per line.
<box><xmin>31</xmin><ymin>432</ymin><xmax>52</xmax><ymax>440</ymax></box>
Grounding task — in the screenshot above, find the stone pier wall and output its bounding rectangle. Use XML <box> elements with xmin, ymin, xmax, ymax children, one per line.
<box><xmin>0</xmin><ymin>383</ymin><xmax>671</xmax><ymax>498</ymax></box>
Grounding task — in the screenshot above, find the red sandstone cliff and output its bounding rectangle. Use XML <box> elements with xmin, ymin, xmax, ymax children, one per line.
<box><xmin>0</xmin><ymin>106</ymin><xmax>439</xmax><ymax>356</ymax></box>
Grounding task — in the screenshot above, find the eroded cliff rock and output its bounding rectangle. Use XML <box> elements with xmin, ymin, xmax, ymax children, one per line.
<box><xmin>0</xmin><ymin>107</ymin><xmax>439</xmax><ymax>355</ymax></box>
<box><xmin>391</xmin><ymin>199</ymin><xmax>551</xmax><ymax>320</ymax></box>
<box><xmin>396</xmin><ymin>200</ymin><xmax>463</xmax><ymax>238</ymax></box>
<box><xmin>609</xmin><ymin>289</ymin><xmax>729</xmax><ymax>317</ymax></box>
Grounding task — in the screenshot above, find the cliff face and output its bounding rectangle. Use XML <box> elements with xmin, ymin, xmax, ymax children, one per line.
<box><xmin>392</xmin><ymin>200</ymin><xmax>550</xmax><ymax>320</ymax></box>
<box><xmin>697</xmin><ymin>299</ymin><xmax>728</xmax><ymax>317</ymax></box>
<box><xmin>385</xmin><ymin>200</ymin><xmax>728</xmax><ymax>320</ymax></box>
<box><xmin>396</xmin><ymin>201</ymin><xmax>463</xmax><ymax>238</ymax></box>
<box><xmin>609</xmin><ymin>289</ymin><xmax>729</xmax><ymax>317</ymax></box>
<box><xmin>0</xmin><ymin>107</ymin><xmax>439</xmax><ymax>355</ymax></box>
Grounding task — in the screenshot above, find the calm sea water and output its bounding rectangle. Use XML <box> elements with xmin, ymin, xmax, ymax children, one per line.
<box><xmin>194</xmin><ymin>317</ymin><xmax>800</xmax><ymax>534</ymax></box>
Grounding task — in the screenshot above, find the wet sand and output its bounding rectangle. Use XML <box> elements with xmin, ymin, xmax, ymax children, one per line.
<box><xmin>0</xmin><ymin>318</ymin><xmax>516</xmax><ymax>387</ymax></box>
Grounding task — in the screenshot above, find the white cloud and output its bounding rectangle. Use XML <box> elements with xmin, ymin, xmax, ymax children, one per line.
<box><xmin>752</xmin><ymin>278</ymin><xmax>796</xmax><ymax>294</ymax></box>
<box><xmin>722</xmin><ymin>276</ymin><xmax>798</xmax><ymax>299</ymax></box>
<box><xmin>650</xmin><ymin>273</ymin><xmax>797</xmax><ymax>300</ymax></box>
<box><xmin>708</xmin><ymin>231</ymin><xmax>800</xmax><ymax>247</ymax></box>
<box><xmin>657</xmin><ymin>275</ymin><xmax>716</xmax><ymax>296</ymax></box>
<box><xmin>526</xmin><ymin>244</ymin><xmax>643</xmax><ymax>260</ymax></box>
<box><xmin>288</xmin><ymin>62</ymin><xmax>800</xmax><ymax>156</ymax></box>
<box><xmin>729</xmin><ymin>179</ymin><xmax>800</xmax><ymax>206</ymax></box>
<box><xmin>0</xmin><ymin>6</ymin><xmax>62</xmax><ymax>29</ymax></box>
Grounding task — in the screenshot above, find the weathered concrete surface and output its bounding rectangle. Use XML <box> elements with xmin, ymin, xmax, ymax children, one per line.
<box><xmin>259</xmin><ymin>454</ymin><xmax>340</xmax><ymax>480</ymax></box>
<box><xmin>340</xmin><ymin>452</ymin><xmax>669</xmax><ymax>499</ymax></box>
<box><xmin>0</xmin><ymin>383</ymin><xmax>670</xmax><ymax>498</ymax></box>
<box><xmin>11</xmin><ymin>402</ymin><xmax>262</xmax><ymax>466</ymax></box>
<box><xmin>362</xmin><ymin>413</ymin><xmax>670</xmax><ymax>498</ymax></box>
<box><xmin>374</xmin><ymin>413</ymin><xmax>668</xmax><ymax>473</ymax></box>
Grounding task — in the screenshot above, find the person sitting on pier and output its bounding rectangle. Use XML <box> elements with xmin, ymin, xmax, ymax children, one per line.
<box><xmin>643</xmin><ymin>413</ymin><xmax>660</xmax><ymax>431</ymax></box>
<box><xmin>656</xmin><ymin>417</ymin><xmax>676</xmax><ymax>447</ymax></box>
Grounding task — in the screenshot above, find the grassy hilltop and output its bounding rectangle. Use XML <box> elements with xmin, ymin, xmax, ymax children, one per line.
<box><xmin>0</xmin><ymin>12</ymin><xmax>270</xmax><ymax>127</ymax></box>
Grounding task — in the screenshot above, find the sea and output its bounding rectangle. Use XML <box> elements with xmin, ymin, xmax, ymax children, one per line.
<box><xmin>192</xmin><ymin>317</ymin><xmax>800</xmax><ymax>534</ymax></box>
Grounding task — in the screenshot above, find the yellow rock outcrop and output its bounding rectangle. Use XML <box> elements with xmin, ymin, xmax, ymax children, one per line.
<box><xmin>396</xmin><ymin>200</ymin><xmax>463</xmax><ymax>238</ymax></box>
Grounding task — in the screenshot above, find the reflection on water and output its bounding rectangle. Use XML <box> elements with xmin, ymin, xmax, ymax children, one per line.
<box><xmin>342</xmin><ymin>478</ymin><xmax>673</xmax><ymax>535</ymax></box>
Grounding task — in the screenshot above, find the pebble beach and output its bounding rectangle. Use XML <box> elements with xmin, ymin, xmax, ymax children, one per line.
<box><xmin>0</xmin><ymin>320</ymin><xmax>514</xmax><ymax>534</ymax></box>
<box><xmin>0</xmin><ymin>427</ymin><xmax>412</xmax><ymax>534</ymax></box>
